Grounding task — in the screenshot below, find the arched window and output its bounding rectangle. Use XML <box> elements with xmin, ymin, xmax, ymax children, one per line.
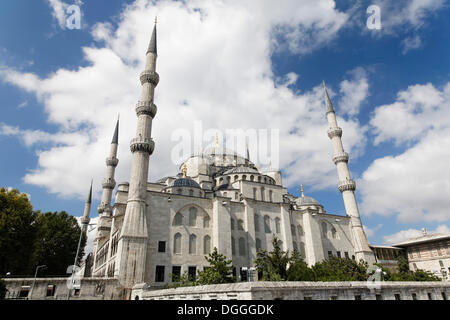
<box><xmin>260</xmin><ymin>187</ymin><xmax>265</xmax><ymax>201</ymax></box>
<box><xmin>203</xmin><ymin>214</ymin><xmax>210</xmax><ymax>228</ymax></box>
<box><xmin>173</xmin><ymin>212</ymin><xmax>183</xmax><ymax>226</ymax></box>
<box><xmin>299</xmin><ymin>242</ymin><xmax>306</xmax><ymax>258</ymax></box>
<box><xmin>237</xmin><ymin>219</ymin><xmax>244</xmax><ymax>231</ymax></box>
<box><xmin>321</xmin><ymin>222</ymin><xmax>328</xmax><ymax>238</ymax></box>
<box><xmin>242</xmin><ymin>175</ymin><xmax>247</xmax><ymax>181</ymax></box>
<box><xmin>253</xmin><ymin>188</ymin><xmax>257</xmax><ymax>199</ymax></box>
<box><xmin>254</xmin><ymin>214</ymin><xmax>260</xmax><ymax>232</ymax></box>
<box><xmin>264</xmin><ymin>216</ymin><xmax>271</xmax><ymax>233</ymax></box>
<box><xmin>231</xmin><ymin>237</ymin><xmax>235</xmax><ymax>255</ymax></box>
<box><xmin>275</xmin><ymin>218</ymin><xmax>281</xmax><ymax>234</ymax></box>
<box><xmin>173</xmin><ymin>233</ymin><xmax>181</xmax><ymax>254</ymax></box>
<box><xmin>269</xmin><ymin>190</ymin><xmax>273</xmax><ymax>202</ymax></box>
<box><xmin>258</xmin><ymin>176</ymin><xmax>261</xmax><ymax>182</ymax></box>
<box><xmin>231</xmin><ymin>218</ymin><xmax>235</xmax><ymax>230</ymax></box>
<box><xmin>297</xmin><ymin>225</ymin><xmax>304</xmax><ymax>236</ymax></box>
<box><xmin>256</xmin><ymin>238</ymin><xmax>262</xmax><ymax>251</ymax></box>
<box><xmin>250</xmin><ymin>175</ymin><xmax>254</xmax><ymax>181</ymax></box>
<box><xmin>235</xmin><ymin>192</ymin><xmax>239</xmax><ymax>199</ymax></box>
<box><xmin>331</xmin><ymin>227</ymin><xmax>337</xmax><ymax>239</ymax></box>
<box><xmin>203</xmin><ymin>235</ymin><xmax>211</xmax><ymax>254</ymax></box>
<box><xmin>234</xmin><ymin>175</ymin><xmax>238</xmax><ymax>181</ymax></box>
<box><xmin>293</xmin><ymin>241</ymin><xmax>298</xmax><ymax>252</ymax></box>
<box><xmin>189</xmin><ymin>234</ymin><xmax>197</xmax><ymax>254</ymax></box>
<box><xmin>291</xmin><ymin>224</ymin><xmax>296</xmax><ymax>236</ymax></box>
<box><xmin>239</xmin><ymin>237</ymin><xmax>246</xmax><ymax>256</ymax></box>
<box><xmin>188</xmin><ymin>207</ymin><xmax>197</xmax><ymax>226</ymax></box>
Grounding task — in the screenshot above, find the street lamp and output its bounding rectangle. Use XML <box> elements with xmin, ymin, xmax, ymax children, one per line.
<box><xmin>30</xmin><ymin>265</ymin><xmax>46</xmax><ymax>300</ymax></box>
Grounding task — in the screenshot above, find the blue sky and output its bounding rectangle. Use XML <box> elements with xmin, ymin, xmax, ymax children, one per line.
<box><xmin>0</xmin><ymin>0</ymin><xmax>449</xmax><ymax>247</ymax></box>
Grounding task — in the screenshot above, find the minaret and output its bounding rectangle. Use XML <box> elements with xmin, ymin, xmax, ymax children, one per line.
<box><xmin>80</xmin><ymin>180</ymin><xmax>92</xmax><ymax>234</ymax></box>
<box><xmin>323</xmin><ymin>81</ymin><xmax>375</xmax><ymax>264</ymax></box>
<box><xmin>115</xmin><ymin>19</ymin><xmax>159</xmax><ymax>293</ymax></box>
<box><xmin>98</xmin><ymin>117</ymin><xmax>120</xmax><ymax>216</ymax></box>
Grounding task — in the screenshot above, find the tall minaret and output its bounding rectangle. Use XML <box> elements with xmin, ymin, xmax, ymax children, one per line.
<box><xmin>80</xmin><ymin>180</ymin><xmax>92</xmax><ymax>234</ymax></box>
<box><xmin>98</xmin><ymin>117</ymin><xmax>120</xmax><ymax>216</ymax></box>
<box><xmin>115</xmin><ymin>19</ymin><xmax>158</xmax><ymax>292</ymax></box>
<box><xmin>323</xmin><ymin>81</ymin><xmax>375</xmax><ymax>264</ymax></box>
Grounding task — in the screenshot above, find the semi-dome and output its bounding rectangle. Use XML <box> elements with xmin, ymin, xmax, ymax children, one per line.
<box><xmin>295</xmin><ymin>195</ymin><xmax>321</xmax><ymax>206</ymax></box>
<box><xmin>172</xmin><ymin>177</ymin><xmax>201</xmax><ymax>189</ymax></box>
<box><xmin>223</xmin><ymin>166</ymin><xmax>259</xmax><ymax>175</ymax></box>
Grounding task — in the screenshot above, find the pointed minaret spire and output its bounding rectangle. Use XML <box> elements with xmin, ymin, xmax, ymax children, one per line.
<box><xmin>323</xmin><ymin>81</ymin><xmax>335</xmax><ymax>115</ymax></box>
<box><xmin>323</xmin><ymin>81</ymin><xmax>375</xmax><ymax>264</ymax></box>
<box><xmin>81</xmin><ymin>180</ymin><xmax>93</xmax><ymax>234</ymax></box>
<box><xmin>112</xmin><ymin>115</ymin><xmax>119</xmax><ymax>145</ymax></box>
<box><xmin>147</xmin><ymin>18</ymin><xmax>157</xmax><ymax>55</ymax></box>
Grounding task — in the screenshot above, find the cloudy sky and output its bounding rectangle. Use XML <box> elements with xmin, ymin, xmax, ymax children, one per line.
<box><xmin>0</xmin><ymin>0</ymin><xmax>449</xmax><ymax>248</ymax></box>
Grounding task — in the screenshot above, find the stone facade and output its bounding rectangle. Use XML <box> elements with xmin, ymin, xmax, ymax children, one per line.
<box><xmin>133</xmin><ymin>281</ymin><xmax>450</xmax><ymax>301</ymax></box>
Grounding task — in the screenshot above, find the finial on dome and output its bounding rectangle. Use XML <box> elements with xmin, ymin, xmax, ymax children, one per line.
<box><xmin>300</xmin><ymin>184</ymin><xmax>304</xmax><ymax>198</ymax></box>
<box><xmin>182</xmin><ymin>163</ymin><xmax>187</xmax><ymax>178</ymax></box>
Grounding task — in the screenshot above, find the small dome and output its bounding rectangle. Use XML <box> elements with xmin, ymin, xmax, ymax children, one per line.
<box><xmin>223</xmin><ymin>166</ymin><xmax>259</xmax><ymax>175</ymax></box>
<box><xmin>172</xmin><ymin>178</ymin><xmax>201</xmax><ymax>189</ymax></box>
<box><xmin>295</xmin><ymin>196</ymin><xmax>321</xmax><ymax>206</ymax></box>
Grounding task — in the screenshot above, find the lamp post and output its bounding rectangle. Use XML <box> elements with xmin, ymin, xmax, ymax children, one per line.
<box><xmin>30</xmin><ymin>265</ymin><xmax>46</xmax><ymax>300</ymax></box>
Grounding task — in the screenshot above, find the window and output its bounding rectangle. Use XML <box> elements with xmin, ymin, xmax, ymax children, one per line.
<box><xmin>297</xmin><ymin>225</ymin><xmax>304</xmax><ymax>236</ymax></box>
<box><xmin>189</xmin><ymin>234</ymin><xmax>197</xmax><ymax>254</ymax></box>
<box><xmin>171</xmin><ymin>266</ymin><xmax>181</xmax><ymax>282</ymax></box>
<box><xmin>442</xmin><ymin>292</ymin><xmax>447</xmax><ymax>300</ymax></box>
<box><xmin>336</xmin><ymin>251</ymin><xmax>341</xmax><ymax>258</ymax></box>
<box><xmin>250</xmin><ymin>175</ymin><xmax>254</xmax><ymax>181</ymax></box>
<box><xmin>173</xmin><ymin>233</ymin><xmax>181</xmax><ymax>254</ymax></box>
<box><xmin>239</xmin><ymin>237</ymin><xmax>246</xmax><ymax>256</ymax></box>
<box><xmin>344</xmin><ymin>252</ymin><xmax>349</xmax><ymax>259</ymax></box>
<box><xmin>231</xmin><ymin>218</ymin><xmax>235</xmax><ymax>230</ymax></box>
<box><xmin>322</xmin><ymin>222</ymin><xmax>328</xmax><ymax>238</ymax></box>
<box><xmin>264</xmin><ymin>216</ymin><xmax>271</xmax><ymax>233</ymax></box>
<box><xmin>394</xmin><ymin>294</ymin><xmax>401</xmax><ymax>300</ymax></box>
<box><xmin>253</xmin><ymin>188</ymin><xmax>257</xmax><ymax>200</ymax></box>
<box><xmin>269</xmin><ymin>190</ymin><xmax>273</xmax><ymax>202</ymax></box>
<box><xmin>299</xmin><ymin>242</ymin><xmax>306</xmax><ymax>258</ymax></box>
<box><xmin>203</xmin><ymin>215</ymin><xmax>210</xmax><ymax>228</ymax></box>
<box><xmin>328</xmin><ymin>251</ymin><xmax>333</xmax><ymax>259</ymax></box>
<box><xmin>354</xmin><ymin>295</ymin><xmax>362</xmax><ymax>300</ymax></box>
<box><xmin>158</xmin><ymin>241</ymin><xmax>166</xmax><ymax>253</ymax></box>
<box><xmin>331</xmin><ymin>227</ymin><xmax>337</xmax><ymax>239</ymax></box>
<box><xmin>411</xmin><ymin>293</ymin><xmax>417</xmax><ymax>300</ymax></box>
<box><xmin>275</xmin><ymin>218</ymin><xmax>280</xmax><ymax>234</ymax></box>
<box><xmin>293</xmin><ymin>241</ymin><xmax>298</xmax><ymax>251</ymax></box>
<box><xmin>19</xmin><ymin>287</ymin><xmax>30</xmax><ymax>298</ymax></box>
<box><xmin>375</xmin><ymin>294</ymin><xmax>383</xmax><ymax>300</ymax></box>
<box><xmin>204</xmin><ymin>235</ymin><xmax>211</xmax><ymax>254</ymax></box>
<box><xmin>237</xmin><ymin>219</ymin><xmax>244</xmax><ymax>231</ymax></box>
<box><xmin>256</xmin><ymin>238</ymin><xmax>262</xmax><ymax>251</ymax></box>
<box><xmin>74</xmin><ymin>288</ymin><xmax>81</xmax><ymax>296</ymax></box>
<box><xmin>188</xmin><ymin>266</ymin><xmax>197</xmax><ymax>281</ymax></box>
<box><xmin>254</xmin><ymin>214</ymin><xmax>260</xmax><ymax>232</ymax></box>
<box><xmin>261</xmin><ymin>187</ymin><xmax>265</xmax><ymax>201</ymax></box>
<box><xmin>155</xmin><ymin>266</ymin><xmax>165</xmax><ymax>282</ymax></box>
<box><xmin>46</xmin><ymin>285</ymin><xmax>56</xmax><ymax>297</ymax></box>
<box><xmin>427</xmin><ymin>292</ymin><xmax>433</xmax><ymax>300</ymax></box>
<box><xmin>231</xmin><ymin>237</ymin><xmax>236</xmax><ymax>255</ymax></box>
<box><xmin>173</xmin><ymin>212</ymin><xmax>183</xmax><ymax>226</ymax></box>
<box><xmin>188</xmin><ymin>207</ymin><xmax>197</xmax><ymax>226</ymax></box>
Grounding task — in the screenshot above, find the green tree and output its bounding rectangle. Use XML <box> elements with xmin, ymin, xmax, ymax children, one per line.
<box><xmin>167</xmin><ymin>271</ymin><xmax>196</xmax><ymax>288</ymax></box>
<box><xmin>0</xmin><ymin>279</ymin><xmax>7</xmax><ymax>299</ymax></box>
<box><xmin>254</xmin><ymin>237</ymin><xmax>291</xmax><ymax>281</ymax></box>
<box><xmin>31</xmin><ymin>211</ymin><xmax>86</xmax><ymax>276</ymax></box>
<box><xmin>197</xmin><ymin>248</ymin><xmax>235</xmax><ymax>285</ymax></box>
<box><xmin>312</xmin><ymin>257</ymin><xmax>368</xmax><ymax>281</ymax></box>
<box><xmin>286</xmin><ymin>249</ymin><xmax>315</xmax><ymax>281</ymax></box>
<box><xmin>389</xmin><ymin>255</ymin><xmax>441</xmax><ymax>281</ymax></box>
<box><xmin>0</xmin><ymin>188</ymin><xmax>37</xmax><ymax>276</ymax></box>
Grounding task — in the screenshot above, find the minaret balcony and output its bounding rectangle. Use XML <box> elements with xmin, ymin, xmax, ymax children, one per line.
<box><xmin>97</xmin><ymin>203</ymin><xmax>113</xmax><ymax>215</ymax></box>
<box><xmin>106</xmin><ymin>157</ymin><xmax>119</xmax><ymax>167</ymax></box>
<box><xmin>130</xmin><ymin>136</ymin><xmax>155</xmax><ymax>155</ymax></box>
<box><xmin>327</xmin><ymin>127</ymin><xmax>342</xmax><ymax>139</ymax></box>
<box><xmin>139</xmin><ymin>70</ymin><xmax>159</xmax><ymax>86</ymax></box>
<box><xmin>338</xmin><ymin>179</ymin><xmax>356</xmax><ymax>192</ymax></box>
<box><xmin>102</xmin><ymin>178</ymin><xmax>116</xmax><ymax>190</ymax></box>
<box><xmin>332</xmin><ymin>152</ymin><xmax>349</xmax><ymax>164</ymax></box>
<box><xmin>136</xmin><ymin>100</ymin><xmax>157</xmax><ymax>118</ymax></box>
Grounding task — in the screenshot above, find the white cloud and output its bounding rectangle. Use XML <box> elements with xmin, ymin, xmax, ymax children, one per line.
<box><xmin>383</xmin><ymin>224</ymin><xmax>450</xmax><ymax>245</ymax></box>
<box><xmin>338</xmin><ymin>67</ymin><xmax>369</xmax><ymax>116</ymax></box>
<box><xmin>359</xmin><ymin>82</ymin><xmax>450</xmax><ymax>223</ymax></box>
<box><xmin>401</xmin><ymin>35</ymin><xmax>423</xmax><ymax>54</ymax></box>
<box><xmin>0</xmin><ymin>0</ymin><xmax>365</xmax><ymax>199</ymax></box>
<box><xmin>46</xmin><ymin>0</ymin><xmax>69</xmax><ymax>29</ymax></box>
<box><xmin>363</xmin><ymin>223</ymin><xmax>383</xmax><ymax>238</ymax></box>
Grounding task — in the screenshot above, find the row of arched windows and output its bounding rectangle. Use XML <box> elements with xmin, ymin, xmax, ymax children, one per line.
<box><xmin>321</xmin><ymin>221</ymin><xmax>339</xmax><ymax>240</ymax></box>
<box><xmin>173</xmin><ymin>207</ymin><xmax>210</xmax><ymax>228</ymax></box>
<box><xmin>291</xmin><ymin>224</ymin><xmax>304</xmax><ymax>237</ymax></box>
<box><xmin>173</xmin><ymin>233</ymin><xmax>211</xmax><ymax>255</ymax></box>
<box><xmin>216</xmin><ymin>174</ymin><xmax>275</xmax><ymax>185</ymax></box>
<box><xmin>231</xmin><ymin>236</ymin><xmax>247</xmax><ymax>256</ymax></box>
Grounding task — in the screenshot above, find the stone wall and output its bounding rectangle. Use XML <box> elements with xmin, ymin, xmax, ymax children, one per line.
<box><xmin>3</xmin><ymin>277</ymin><xmax>123</xmax><ymax>300</ymax></box>
<box><xmin>134</xmin><ymin>281</ymin><xmax>450</xmax><ymax>301</ymax></box>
